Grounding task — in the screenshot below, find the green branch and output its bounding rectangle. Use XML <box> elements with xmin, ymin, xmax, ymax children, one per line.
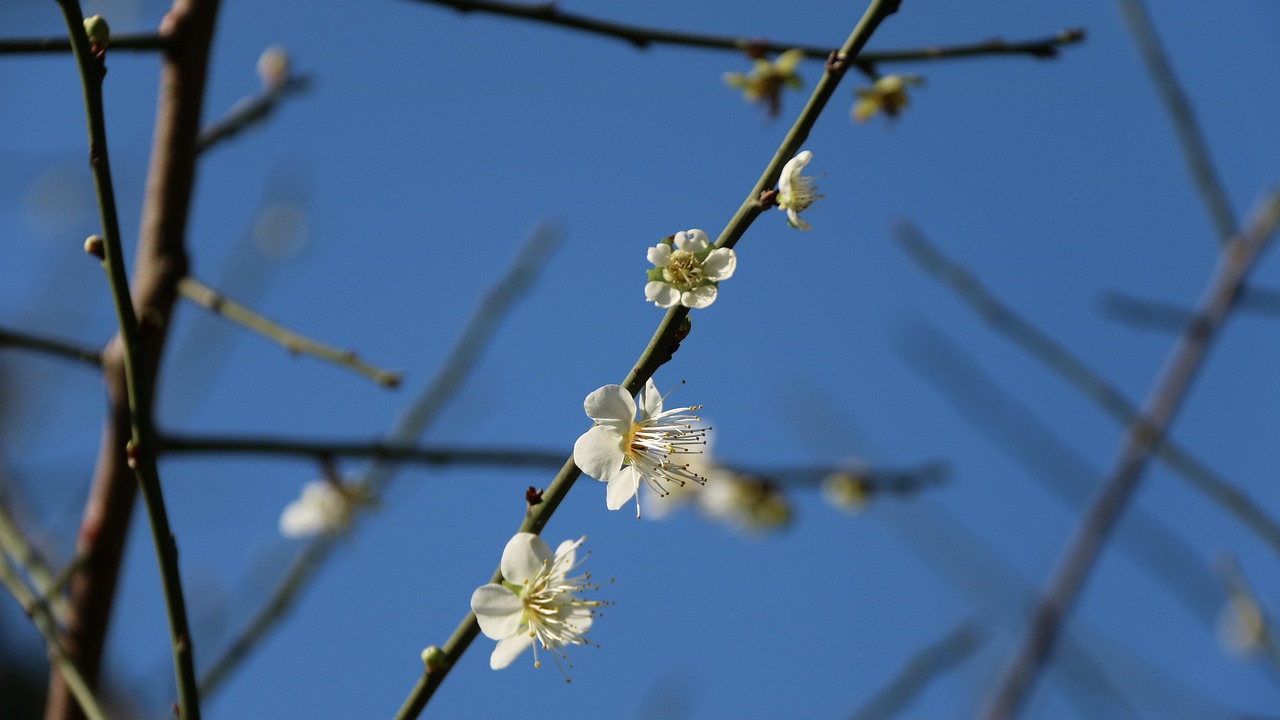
<box><xmin>178</xmin><ymin>276</ymin><xmax>403</xmax><ymax>387</ymax></box>
<box><xmin>392</xmin><ymin>1</ymin><xmax>905</xmax><ymax>716</ymax></box>
<box><xmin>0</xmin><ymin>554</ymin><xmax>108</xmax><ymax>720</ymax></box>
<box><xmin>53</xmin><ymin>5</ymin><xmax>204</xmax><ymax>718</ymax></box>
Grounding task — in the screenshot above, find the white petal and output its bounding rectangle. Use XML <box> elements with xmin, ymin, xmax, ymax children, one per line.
<box><xmin>490</xmin><ymin>634</ymin><xmax>534</xmax><ymax>670</ymax></box>
<box><xmin>573</xmin><ymin>425</ymin><xmax>626</xmax><ymax>481</ymax></box>
<box><xmin>701</xmin><ymin>248</ymin><xmax>736</xmax><ymax>281</ymax></box>
<box><xmin>500</xmin><ymin>532</ymin><xmax>553</xmax><ymax>584</ymax></box>
<box><xmin>582</xmin><ymin>384</ymin><xmax>635</xmax><ymax>426</ymax></box>
<box><xmin>646</xmin><ymin>243</ymin><xmax>671</xmax><ymax>267</ymax></box>
<box><xmin>786</xmin><ymin>207</ymin><xmax>811</xmax><ymax>231</ymax></box>
<box><xmin>278</xmin><ymin>501</ymin><xmax>323</xmax><ymax>538</ymax></box>
<box><xmin>674</xmin><ymin>229</ymin><xmax>709</xmax><ymax>252</ymax></box>
<box><xmin>636</xmin><ymin>378</ymin><xmax>662</xmax><ymax>419</ymax></box>
<box><xmin>682</xmin><ymin>284</ymin><xmax>718</xmax><ymax>308</ymax></box>
<box><xmin>605</xmin><ymin>468</ymin><xmax>640</xmax><ymax>510</ymax></box>
<box><xmin>645</xmin><ymin>281</ymin><xmax>680</xmax><ymax>308</ymax></box>
<box><xmin>471</xmin><ymin>584</ymin><xmax>525</xmax><ymax>640</ymax></box>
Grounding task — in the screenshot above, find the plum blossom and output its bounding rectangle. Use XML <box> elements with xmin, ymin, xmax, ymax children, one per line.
<box><xmin>573</xmin><ymin>379</ymin><xmax>709</xmax><ymax>516</ymax></box>
<box><xmin>644</xmin><ymin>229</ymin><xmax>737</xmax><ymax>309</ymax></box>
<box><xmin>723</xmin><ymin>48</ymin><xmax>805</xmax><ymax>117</ymax></box>
<box><xmin>279</xmin><ymin>480</ymin><xmax>366</xmax><ymax>538</ymax></box>
<box><xmin>776</xmin><ymin>150</ymin><xmax>821</xmax><ymax>231</ymax></box>
<box><xmin>470</xmin><ymin>533</ymin><xmax>605</xmax><ymax>676</ymax></box>
<box><xmin>853</xmin><ymin>74</ymin><xmax>923</xmax><ymax>123</ymax></box>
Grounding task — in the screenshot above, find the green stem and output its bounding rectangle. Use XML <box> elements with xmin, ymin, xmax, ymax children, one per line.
<box><xmin>393</xmin><ymin>1</ymin><xmax>904</xmax><ymax>716</ymax></box>
<box><xmin>0</xmin><ymin>554</ymin><xmax>109</xmax><ymax>720</ymax></box>
<box><xmin>54</xmin><ymin>4</ymin><xmax>202</xmax><ymax>718</ymax></box>
<box><xmin>178</xmin><ymin>277</ymin><xmax>402</xmax><ymax>387</ymax></box>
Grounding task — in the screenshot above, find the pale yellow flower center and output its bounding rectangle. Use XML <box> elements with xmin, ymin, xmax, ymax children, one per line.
<box><xmin>662</xmin><ymin>249</ymin><xmax>704</xmax><ymax>289</ymax></box>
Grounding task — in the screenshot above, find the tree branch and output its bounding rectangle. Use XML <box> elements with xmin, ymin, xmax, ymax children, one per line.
<box><xmin>47</xmin><ymin>2</ymin><xmax>222</xmax><ymax>719</ymax></box>
<box><xmin>981</xmin><ymin>189</ymin><xmax>1280</xmax><ymax>720</ymax></box>
<box><xmin>1116</xmin><ymin>0</ymin><xmax>1236</xmax><ymax>244</ymax></box>
<box><xmin>394</xmin><ymin>1</ymin><xmax>905</xmax><ymax>715</ymax></box>
<box><xmin>408</xmin><ymin>0</ymin><xmax>1081</xmax><ymax>77</ymax></box>
<box><xmin>0</xmin><ymin>326</ymin><xmax>102</xmax><ymax>368</ymax></box>
<box><xmin>895</xmin><ymin>223</ymin><xmax>1280</xmax><ymax>563</ymax></box>
<box><xmin>0</xmin><ymin>33</ymin><xmax>169</xmax><ymax>55</ymax></box>
<box><xmin>196</xmin><ymin>75</ymin><xmax>311</xmax><ymax>155</ymax></box>
<box><xmin>177</xmin><ymin>277</ymin><xmax>402</xmax><ymax>387</ymax></box>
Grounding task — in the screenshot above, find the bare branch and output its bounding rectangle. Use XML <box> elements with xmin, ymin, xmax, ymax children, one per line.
<box><xmin>0</xmin><ymin>326</ymin><xmax>102</xmax><ymax>368</ymax></box>
<box><xmin>981</xmin><ymin>189</ymin><xmax>1280</xmax><ymax>720</ymax></box>
<box><xmin>0</xmin><ymin>33</ymin><xmax>169</xmax><ymax>55</ymax></box>
<box><xmin>196</xmin><ymin>76</ymin><xmax>311</xmax><ymax>155</ymax></box>
<box><xmin>178</xmin><ymin>277</ymin><xmax>403</xmax><ymax>388</ymax></box>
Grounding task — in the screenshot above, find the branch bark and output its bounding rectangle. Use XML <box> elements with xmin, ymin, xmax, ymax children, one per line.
<box><xmin>46</xmin><ymin>2</ymin><xmax>221</xmax><ymax>719</ymax></box>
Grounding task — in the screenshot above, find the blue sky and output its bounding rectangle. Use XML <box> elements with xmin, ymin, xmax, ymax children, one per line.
<box><xmin>2</xmin><ymin>1</ymin><xmax>1279</xmax><ymax>718</ymax></box>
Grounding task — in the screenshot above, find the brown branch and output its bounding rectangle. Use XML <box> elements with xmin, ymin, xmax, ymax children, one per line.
<box><xmin>410</xmin><ymin>0</ymin><xmax>1082</xmax><ymax>76</ymax></box>
<box><xmin>981</xmin><ymin>189</ymin><xmax>1280</xmax><ymax>720</ymax></box>
<box><xmin>0</xmin><ymin>326</ymin><xmax>102</xmax><ymax>368</ymax></box>
<box><xmin>46</xmin><ymin>2</ymin><xmax>222</xmax><ymax>720</ymax></box>
<box><xmin>0</xmin><ymin>33</ymin><xmax>170</xmax><ymax>55</ymax></box>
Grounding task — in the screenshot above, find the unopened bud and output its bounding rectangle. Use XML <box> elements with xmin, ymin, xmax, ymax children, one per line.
<box><xmin>84</xmin><ymin>235</ymin><xmax>105</xmax><ymax>260</ymax></box>
<box><xmin>256</xmin><ymin>46</ymin><xmax>290</xmax><ymax>91</ymax></box>
<box><xmin>420</xmin><ymin>646</ymin><xmax>447</xmax><ymax>672</ymax></box>
<box><xmin>83</xmin><ymin>15</ymin><xmax>110</xmax><ymax>52</ymax></box>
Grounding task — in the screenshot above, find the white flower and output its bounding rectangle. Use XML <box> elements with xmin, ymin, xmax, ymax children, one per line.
<box><xmin>278</xmin><ymin>480</ymin><xmax>359</xmax><ymax>538</ymax></box>
<box><xmin>573</xmin><ymin>379</ymin><xmax>709</xmax><ymax>517</ymax></box>
<box><xmin>777</xmin><ymin>150</ymin><xmax>821</xmax><ymax>231</ymax></box>
<box><xmin>644</xmin><ymin>229</ymin><xmax>737</xmax><ymax>309</ymax></box>
<box><xmin>470</xmin><ymin>533</ymin><xmax>604</xmax><ymax>675</ymax></box>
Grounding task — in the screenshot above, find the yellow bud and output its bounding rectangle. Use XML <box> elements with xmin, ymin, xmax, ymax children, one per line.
<box><xmin>83</xmin><ymin>15</ymin><xmax>110</xmax><ymax>50</ymax></box>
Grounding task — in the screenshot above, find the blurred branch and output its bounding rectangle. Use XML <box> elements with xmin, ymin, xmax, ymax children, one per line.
<box><xmin>0</xmin><ymin>504</ymin><xmax>71</xmax><ymax>624</ymax></box>
<box><xmin>981</xmin><ymin>190</ymin><xmax>1280</xmax><ymax>720</ymax></box>
<box><xmin>49</xmin><ymin>1</ymin><xmax>222</xmax><ymax>718</ymax></box>
<box><xmin>850</xmin><ymin>620</ymin><xmax>985</xmax><ymax>720</ymax></box>
<box><xmin>157</xmin><ymin>430</ymin><xmax>945</xmax><ymax>491</ymax></box>
<box><xmin>196</xmin><ymin>76</ymin><xmax>311</xmax><ymax>155</ymax></box>
<box><xmin>177</xmin><ymin>276</ymin><xmax>403</xmax><ymax>388</ymax></box>
<box><xmin>198</xmin><ymin>222</ymin><xmax>561</xmax><ymax>697</ymax></box>
<box><xmin>0</xmin><ymin>326</ymin><xmax>102</xmax><ymax>368</ymax></box>
<box><xmin>411</xmin><ymin>0</ymin><xmax>1082</xmax><ymax>76</ymax></box>
<box><xmin>395</xmin><ymin>3</ymin><xmax>905</xmax><ymax>716</ymax></box>
<box><xmin>1117</xmin><ymin>0</ymin><xmax>1235</xmax><ymax>244</ymax></box>
<box><xmin>0</xmin><ymin>554</ymin><xmax>108</xmax><ymax>720</ymax></box>
<box><xmin>0</xmin><ymin>32</ymin><xmax>169</xmax><ymax>55</ymax></box>
<box><xmin>900</xmin><ymin>322</ymin><xmax>1220</xmax><ymax>623</ymax></box>
<box><xmin>895</xmin><ymin>223</ymin><xmax>1280</xmax><ymax>563</ymax></box>
<box><xmin>1102</xmin><ymin>286</ymin><xmax>1280</xmax><ymax>332</ymax></box>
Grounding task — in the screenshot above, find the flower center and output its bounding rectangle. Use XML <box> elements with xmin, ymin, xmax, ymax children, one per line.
<box><xmin>662</xmin><ymin>249</ymin><xmax>704</xmax><ymax>289</ymax></box>
<box><xmin>781</xmin><ymin>175</ymin><xmax>816</xmax><ymax>211</ymax></box>
<box><xmin>518</xmin><ymin>546</ymin><xmax>603</xmax><ymax>676</ymax></box>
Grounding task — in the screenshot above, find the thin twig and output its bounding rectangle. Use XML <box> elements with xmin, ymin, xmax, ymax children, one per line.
<box><xmin>411</xmin><ymin>0</ymin><xmax>1081</xmax><ymax>77</ymax></box>
<box><xmin>1101</xmin><ymin>286</ymin><xmax>1280</xmax><ymax>332</ymax></box>
<box><xmin>0</xmin><ymin>554</ymin><xmax>109</xmax><ymax>720</ymax></box>
<box><xmin>0</xmin><ymin>504</ymin><xmax>71</xmax><ymax>624</ymax></box>
<box><xmin>0</xmin><ymin>326</ymin><xmax>102</xmax><ymax>368</ymax></box>
<box><xmin>49</xmin><ymin>2</ymin><xmax>221</xmax><ymax>718</ymax></box>
<box><xmin>981</xmin><ymin>190</ymin><xmax>1280</xmax><ymax>720</ymax></box>
<box><xmin>0</xmin><ymin>32</ymin><xmax>169</xmax><ymax>55</ymax></box>
<box><xmin>394</xmin><ymin>2</ymin><xmax>905</xmax><ymax>716</ymax></box>
<box><xmin>900</xmin><ymin>321</ymin><xmax>1220</xmax><ymax>624</ymax></box>
<box><xmin>1116</xmin><ymin>0</ymin><xmax>1236</xmax><ymax>244</ymax></box>
<box><xmin>156</xmin><ymin>431</ymin><xmax>945</xmax><ymax>492</ymax></box>
<box><xmin>196</xmin><ymin>76</ymin><xmax>311</xmax><ymax>155</ymax></box>
<box><xmin>895</xmin><ymin>223</ymin><xmax>1280</xmax><ymax>563</ymax></box>
<box><xmin>197</xmin><ymin>222</ymin><xmax>561</xmax><ymax>697</ymax></box>
<box><xmin>850</xmin><ymin>620</ymin><xmax>984</xmax><ymax>720</ymax></box>
<box><xmin>178</xmin><ymin>276</ymin><xmax>402</xmax><ymax>388</ymax></box>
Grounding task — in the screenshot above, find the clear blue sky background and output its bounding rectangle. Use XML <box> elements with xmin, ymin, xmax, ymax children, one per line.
<box><xmin>2</xmin><ymin>1</ymin><xmax>1279</xmax><ymax>718</ymax></box>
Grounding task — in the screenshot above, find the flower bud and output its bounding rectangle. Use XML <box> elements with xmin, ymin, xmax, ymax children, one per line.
<box><xmin>84</xmin><ymin>235</ymin><xmax>105</xmax><ymax>260</ymax></box>
<box><xmin>420</xmin><ymin>646</ymin><xmax>447</xmax><ymax>672</ymax></box>
<box><xmin>83</xmin><ymin>15</ymin><xmax>110</xmax><ymax>51</ymax></box>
